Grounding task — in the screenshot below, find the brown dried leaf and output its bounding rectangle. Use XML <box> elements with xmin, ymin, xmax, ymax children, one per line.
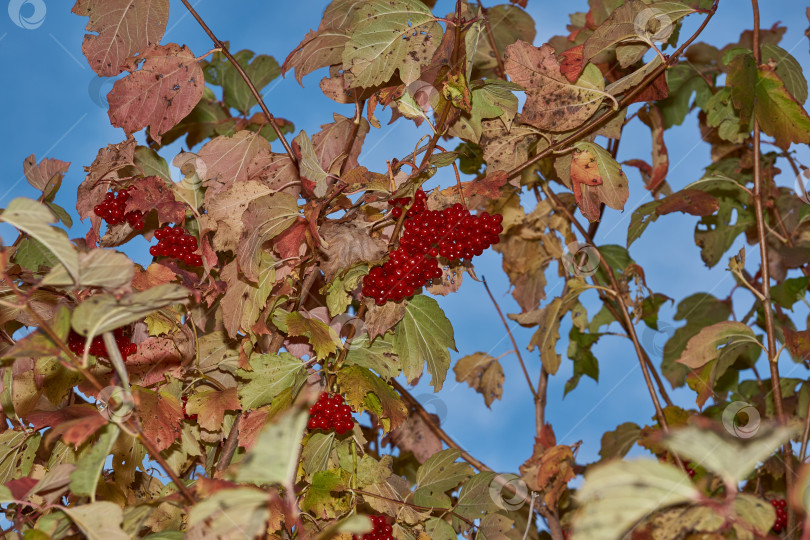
<box><xmin>655</xmin><ymin>189</ymin><xmax>719</xmax><ymax>217</ymax></box>
<box><xmin>206</xmin><ymin>180</ymin><xmax>273</xmax><ymax>252</ymax></box>
<box><xmin>637</xmin><ymin>105</ymin><xmax>670</xmax><ymax>194</ymax></box>
<box><xmin>282</xmin><ymin>28</ymin><xmax>350</xmax><ymax>85</ymax></box>
<box><xmin>363</xmin><ymin>300</ymin><xmax>407</xmax><ymax>341</ymax></box>
<box><xmin>131</xmin><ymin>263</ymin><xmax>177</xmax><ymax>291</ymax></box>
<box><xmin>200</xmin><ymin>130</ymin><xmax>270</xmax><ymax>194</ymax></box>
<box><xmin>452</xmin><ymin>353</ymin><xmax>504</xmax><ymax>408</ymax></box>
<box><xmin>312</xmin><ymin>113</ymin><xmax>370</xmax><ymax>172</ymax></box>
<box><xmin>23</xmin><ymin>154</ymin><xmax>70</xmax><ymax>193</ymax></box>
<box><xmin>72</xmin><ymin>0</ymin><xmax>169</xmax><ymax>76</ymax></box>
<box><xmin>341</xmin><ymin>166</ymin><xmax>390</xmax><ymax>194</ymax></box>
<box><xmin>319</xmin><ymin>222</ymin><xmax>387</xmax><ymax>281</ymax></box>
<box><xmin>246</xmin><ymin>149</ymin><xmax>300</xmax><ymax>195</ymax></box>
<box><xmin>429</xmin><ymin>171</ymin><xmax>509</xmax><ymax>211</ymax></box>
<box><xmin>108</xmin><ymin>44</ymin><xmax>204</xmax><ymax>144</ymax></box>
<box><xmin>382</xmin><ymin>412</ymin><xmax>443</xmax><ymax>464</ymax></box>
<box><xmin>785</xmin><ymin>328</ymin><xmax>810</xmax><ymax>362</ymax></box>
<box><xmin>479</xmin><ymin>119</ymin><xmax>539</xmax><ymax>174</ymax></box>
<box><xmin>504</xmin><ymin>41</ymin><xmax>605</xmax><ymax>132</ymax></box>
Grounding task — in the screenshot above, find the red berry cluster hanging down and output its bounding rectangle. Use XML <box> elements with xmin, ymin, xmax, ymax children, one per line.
<box><xmin>307</xmin><ymin>393</ymin><xmax>354</xmax><ymax>435</ymax></box>
<box><xmin>180</xmin><ymin>395</ymin><xmax>198</xmax><ymax>421</ymax></box>
<box><xmin>361</xmin><ymin>189</ymin><xmax>503</xmax><ymax>305</ymax></box>
<box><xmin>771</xmin><ymin>498</ymin><xmax>787</xmax><ymax>532</ymax></box>
<box><xmin>353</xmin><ymin>515</ymin><xmax>393</xmax><ymax>540</ymax></box>
<box><xmin>67</xmin><ymin>327</ymin><xmax>137</xmax><ymax>359</ymax></box>
<box><xmin>150</xmin><ymin>225</ymin><xmax>202</xmax><ymax>267</ymax></box>
<box><xmin>93</xmin><ymin>188</ymin><xmax>145</xmax><ymax>230</ymax></box>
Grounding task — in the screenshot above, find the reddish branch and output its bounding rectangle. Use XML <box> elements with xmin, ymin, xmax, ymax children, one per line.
<box><xmin>179</xmin><ymin>0</ymin><xmax>297</xmax><ymax>166</ymax></box>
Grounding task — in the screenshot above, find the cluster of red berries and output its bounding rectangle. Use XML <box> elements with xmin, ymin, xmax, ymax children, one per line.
<box><xmin>307</xmin><ymin>393</ymin><xmax>354</xmax><ymax>435</ymax></box>
<box><xmin>771</xmin><ymin>498</ymin><xmax>787</xmax><ymax>532</ymax></box>
<box><xmin>67</xmin><ymin>327</ymin><xmax>137</xmax><ymax>359</ymax></box>
<box><xmin>685</xmin><ymin>466</ymin><xmax>696</xmax><ymax>478</ymax></box>
<box><xmin>149</xmin><ymin>225</ymin><xmax>202</xmax><ymax>266</ymax></box>
<box><xmin>353</xmin><ymin>515</ymin><xmax>393</xmax><ymax>540</ymax></box>
<box><xmin>361</xmin><ymin>189</ymin><xmax>503</xmax><ymax>304</ymax></box>
<box><xmin>93</xmin><ymin>188</ymin><xmax>145</xmax><ymax>230</ymax></box>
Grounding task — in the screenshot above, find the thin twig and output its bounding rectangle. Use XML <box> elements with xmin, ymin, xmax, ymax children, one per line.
<box><xmin>179</xmin><ymin>0</ymin><xmax>297</xmax><ymax>165</ymax></box>
<box><xmin>476</xmin><ymin>0</ymin><xmax>506</xmax><ymax>78</ymax></box>
<box><xmin>749</xmin><ymin>1</ymin><xmax>793</xmax><ymax>535</ymax></box>
<box><xmin>481</xmin><ymin>277</ymin><xmax>538</xmax><ymax>399</ymax></box>
<box><xmin>216</xmin><ymin>411</ymin><xmax>243</xmax><ymax>473</ymax></box>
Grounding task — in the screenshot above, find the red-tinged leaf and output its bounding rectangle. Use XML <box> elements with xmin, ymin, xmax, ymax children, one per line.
<box><xmin>237</xmin><ymin>409</ymin><xmax>270</xmax><ymax>450</ymax></box>
<box><xmin>107</xmin><ymin>44</ymin><xmax>204</xmax><ymax>144</ymax></box>
<box><xmin>72</xmin><ymin>0</ymin><xmax>169</xmax><ymax>76</ymax></box>
<box><xmin>637</xmin><ymin>105</ymin><xmax>669</xmax><ymax>194</ymax></box>
<box><xmin>509</xmin><ymin>0</ymin><xmax>528</xmax><ymax>7</ymax></box>
<box><xmin>273</xmin><ymin>219</ymin><xmax>309</xmax><ymax>259</ymax></box>
<box><xmin>559</xmin><ymin>44</ymin><xmax>584</xmax><ymax>83</ymax></box>
<box><xmin>23</xmin><ymin>155</ymin><xmax>70</xmax><ymax>193</ymax></box>
<box><xmin>655</xmin><ymin>190</ymin><xmax>719</xmax><ymax>217</ymax></box>
<box><xmin>5</xmin><ymin>477</ymin><xmax>38</xmax><ymax>500</ymax></box>
<box><xmin>131</xmin><ymin>263</ymin><xmax>177</xmax><ymax>291</ymax></box>
<box><xmin>341</xmin><ymin>166</ymin><xmax>390</xmax><ymax>194</ymax></box>
<box><xmin>76</xmin><ymin>137</ymin><xmax>137</xmax><ymax>246</ymax></box>
<box><xmin>200</xmin><ymin>130</ymin><xmax>270</xmax><ymax>194</ymax></box>
<box><xmin>132</xmin><ymin>386</ymin><xmax>182</xmax><ymax>452</ymax></box>
<box><xmin>51</xmin><ymin>412</ymin><xmax>108</xmax><ymax>447</ymax></box>
<box><xmin>686</xmin><ymin>363</ymin><xmax>713</xmax><ymax>408</ymax></box>
<box><xmin>311</xmin><ymin>113</ymin><xmax>370</xmax><ymax>173</ymax></box>
<box><xmin>124</xmin><ymin>175</ymin><xmax>185</xmax><ymax>224</ymax></box>
<box><xmin>504</xmin><ymin>41</ymin><xmax>605</xmax><ymax>132</ymax></box>
<box><xmin>206</xmin><ymin>179</ymin><xmax>274</xmax><ymax>253</ymax></box>
<box><xmin>125</xmin><ymin>334</ymin><xmax>192</xmax><ymax>386</ymax></box>
<box><xmin>785</xmin><ymin>328</ymin><xmax>810</xmax><ymax>361</ymax></box>
<box><xmin>382</xmin><ymin>412</ymin><xmax>443</xmax><ymax>464</ymax></box>
<box><xmin>185</xmin><ymin>387</ymin><xmax>240</xmax><ymax>432</ymax></box>
<box><xmin>430</xmin><ymin>171</ymin><xmax>509</xmax><ymax>210</ymax></box>
<box><xmin>282</xmin><ymin>28</ymin><xmax>350</xmax><ymax>85</ymax></box>
<box><xmin>246</xmin><ymin>149</ymin><xmax>300</xmax><ymax>196</ymax></box>
<box><xmin>571</xmin><ymin>150</ymin><xmax>603</xmax><ymax>187</ymax></box>
<box><xmin>573</xmin><ymin>141</ymin><xmax>629</xmax><ymax>215</ymax></box>
<box><xmin>534</xmin><ymin>445</ymin><xmax>576</xmax><ymax>507</ymax></box>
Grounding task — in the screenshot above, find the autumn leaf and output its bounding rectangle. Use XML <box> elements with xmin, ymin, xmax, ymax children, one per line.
<box><xmin>337</xmin><ymin>365</ymin><xmax>408</xmax><ymax>432</ymax></box>
<box><xmin>675</xmin><ymin>321</ymin><xmax>759</xmax><ymax>369</ymax></box>
<box><xmin>107</xmin><ymin>44</ymin><xmax>204</xmax><ymax>144</ymax></box>
<box><xmin>186</xmin><ymin>387</ymin><xmax>240</xmax><ymax>432</ymax></box>
<box><xmin>342</xmin><ymin>0</ymin><xmax>442</xmax><ymax>88</ymax></box>
<box><xmin>23</xmin><ymin>154</ymin><xmax>70</xmax><ymax>196</ymax></box>
<box><xmin>199</xmin><ymin>130</ymin><xmax>270</xmax><ymax>194</ymax></box>
<box><xmin>132</xmin><ymin>386</ymin><xmax>183</xmax><ymax>452</ymax></box>
<box><xmin>284</xmin><ymin>310</ymin><xmax>342</xmax><ymax>361</ymax></box>
<box><xmin>319</xmin><ymin>222</ymin><xmax>387</xmax><ymax>281</ymax></box>
<box><xmin>311</xmin><ymin>113</ymin><xmax>370</xmax><ymax>173</ymax></box>
<box><xmin>453</xmin><ymin>353</ymin><xmax>504</xmax><ymax>408</ymax></box>
<box><xmin>504</xmin><ymin>41</ymin><xmax>605</xmax><ymax>132</ymax></box>
<box><xmin>72</xmin><ymin>0</ymin><xmax>169</xmax><ymax>77</ymax></box>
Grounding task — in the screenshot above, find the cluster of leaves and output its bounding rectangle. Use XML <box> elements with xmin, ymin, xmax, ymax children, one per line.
<box><xmin>3</xmin><ymin>0</ymin><xmax>810</xmax><ymax>538</ymax></box>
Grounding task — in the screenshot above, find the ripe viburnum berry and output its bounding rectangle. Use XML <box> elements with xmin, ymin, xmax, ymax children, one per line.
<box><xmin>353</xmin><ymin>515</ymin><xmax>393</xmax><ymax>540</ymax></box>
<box><xmin>362</xmin><ymin>189</ymin><xmax>503</xmax><ymax>304</ymax></box>
<box><xmin>771</xmin><ymin>498</ymin><xmax>787</xmax><ymax>532</ymax></box>
<box><xmin>67</xmin><ymin>327</ymin><xmax>137</xmax><ymax>359</ymax></box>
<box><xmin>150</xmin><ymin>224</ymin><xmax>203</xmax><ymax>267</ymax></box>
<box><xmin>307</xmin><ymin>393</ymin><xmax>354</xmax><ymax>435</ymax></box>
<box><xmin>93</xmin><ymin>188</ymin><xmax>146</xmax><ymax>230</ymax></box>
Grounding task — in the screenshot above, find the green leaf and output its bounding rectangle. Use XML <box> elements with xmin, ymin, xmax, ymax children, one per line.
<box><xmin>392</xmin><ymin>295</ymin><xmax>457</xmax><ymax>391</ymax></box>
<box><xmin>658</xmin><ymin>63</ymin><xmax>713</xmax><ymax>128</ymax></box>
<box><xmin>337</xmin><ymin>364</ymin><xmax>407</xmax><ymax>432</ymax></box>
<box><xmin>413</xmin><ymin>449</ymin><xmax>473</xmax><ymax>508</ymax></box>
<box><xmin>237</xmin><ymin>352</ymin><xmax>307</xmax><ymax>409</ymax></box>
<box><xmin>453</xmin><ymin>471</ymin><xmax>501</xmax><ymax>523</ymax></box>
<box><xmin>448</xmin><ymin>80</ymin><xmax>523</xmax><ymax>143</ymax></box>
<box><xmin>62</xmin><ymin>501</ymin><xmax>128</xmax><ymax>540</ymax></box>
<box><xmin>235</xmin><ymin>408</ymin><xmax>308</xmax><ymax>487</ymax></box>
<box><xmin>223</xmin><ymin>50</ymin><xmax>280</xmax><ymax>114</ymax></box>
<box><xmin>13</xmin><ymin>237</ymin><xmax>60</xmax><ymax>272</ymax></box>
<box><xmin>478</xmin><ymin>514</ymin><xmax>515</xmax><ymax>539</ymax></box>
<box><xmin>344</xmin><ymin>333</ymin><xmax>398</xmax><ymax>380</ymax></box>
<box><xmin>761</xmin><ymin>43</ymin><xmax>807</xmax><ymax>104</ymax></box>
<box><xmin>302</xmin><ymin>432</ymin><xmax>335</xmax><ymax>477</ymax></box>
<box><xmin>42</xmin><ymin>248</ymin><xmax>134</xmax><ymax>289</ymax></box>
<box><xmin>0</xmin><ymin>198</ymin><xmax>79</xmax><ymax>283</ymax></box>
<box><xmin>286</xmin><ymin>311</ymin><xmax>342</xmax><ymax>360</ymax></box>
<box><xmin>133</xmin><ymin>146</ymin><xmax>171</xmax><ymax>183</ymax></box>
<box><xmin>599</xmin><ymin>422</ymin><xmax>641</xmax><ymax>460</ymax></box>
<box><xmin>732</xmin><ymin>494</ymin><xmax>775</xmax><ymax>537</ymax></box>
<box><xmin>627</xmin><ymin>200</ymin><xmax>662</xmax><ymax>247</ymax></box>
<box><xmin>300</xmin><ymin>470</ymin><xmax>352</xmax><ymax>518</ymax></box>
<box><xmin>342</xmin><ymin>0</ymin><xmax>442</xmax><ymax>87</ymax></box>
<box><xmin>728</xmin><ymin>52</ymin><xmax>810</xmax><ymax>150</ymax></box>
<box><xmin>572</xmin><ymin>459</ymin><xmax>700</xmax><ymax>540</ymax></box>
<box><xmin>705</xmin><ymin>87</ymin><xmax>752</xmax><ymax>144</ymax></box>
<box><xmin>0</xmin><ymin>484</ymin><xmax>11</xmax><ymax>503</ymax></box>
<box><xmin>662</xmin><ymin>425</ymin><xmax>796</xmax><ymax>483</ymax></box>
<box><xmin>71</xmin><ymin>284</ymin><xmax>189</xmax><ymax>340</ymax></box>
<box><xmin>527</xmin><ymin>297</ymin><xmax>566</xmax><ymax>374</ymax></box>
<box><xmin>424</xmin><ymin>517</ymin><xmax>457</xmax><ymax>540</ymax></box>
<box><xmin>770</xmin><ymin>276</ymin><xmax>810</xmax><ymax>309</ymax></box>
<box><xmin>70</xmin><ymin>424</ymin><xmax>120</xmax><ymax>500</ymax></box>
<box><xmin>675</xmin><ymin>321</ymin><xmax>759</xmax><ymax>369</ymax></box>
<box><xmin>294</xmin><ymin>130</ymin><xmax>329</xmax><ymax>198</ymax></box>
<box><xmin>187</xmin><ymin>488</ymin><xmax>269</xmax><ymax>539</ymax></box>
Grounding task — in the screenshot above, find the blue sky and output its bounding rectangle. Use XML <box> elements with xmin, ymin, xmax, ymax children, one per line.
<box><xmin>1</xmin><ymin>0</ymin><xmax>810</xmax><ymax>504</ymax></box>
